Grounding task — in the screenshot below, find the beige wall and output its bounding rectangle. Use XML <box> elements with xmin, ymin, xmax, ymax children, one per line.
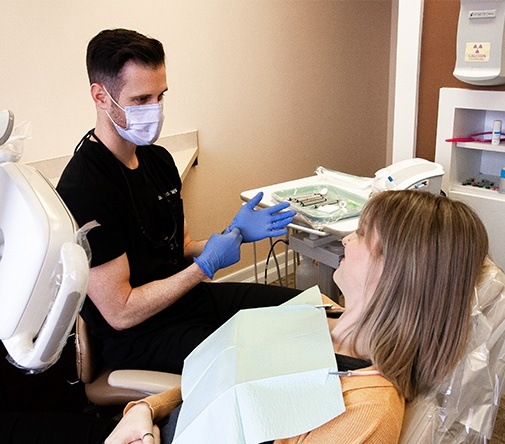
<box><xmin>0</xmin><ymin>0</ymin><xmax>392</xmax><ymax>277</ymax></box>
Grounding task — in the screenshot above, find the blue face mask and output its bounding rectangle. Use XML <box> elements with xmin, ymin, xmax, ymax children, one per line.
<box><xmin>104</xmin><ymin>87</ymin><xmax>164</xmax><ymax>146</ymax></box>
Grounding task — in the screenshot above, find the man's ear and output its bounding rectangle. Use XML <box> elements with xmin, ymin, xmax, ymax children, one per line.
<box><xmin>90</xmin><ymin>83</ymin><xmax>108</xmax><ymax>109</ymax></box>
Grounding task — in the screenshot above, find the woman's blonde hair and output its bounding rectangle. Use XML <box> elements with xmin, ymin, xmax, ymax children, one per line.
<box><xmin>354</xmin><ymin>190</ymin><xmax>488</xmax><ymax>401</ymax></box>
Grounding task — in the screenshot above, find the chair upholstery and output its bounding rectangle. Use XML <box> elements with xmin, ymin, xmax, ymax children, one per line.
<box><xmin>399</xmin><ymin>259</ymin><xmax>505</xmax><ymax>443</ymax></box>
<box><xmin>75</xmin><ymin>316</ymin><xmax>181</xmax><ymax>407</ymax></box>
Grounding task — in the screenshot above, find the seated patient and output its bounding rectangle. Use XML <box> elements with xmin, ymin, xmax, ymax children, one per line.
<box><xmin>105</xmin><ymin>189</ymin><xmax>490</xmax><ymax>444</ymax></box>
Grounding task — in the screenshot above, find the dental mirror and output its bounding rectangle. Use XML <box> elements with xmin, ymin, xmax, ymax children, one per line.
<box><xmin>0</xmin><ymin>110</ymin><xmax>14</xmax><ymax>146</ymax></box>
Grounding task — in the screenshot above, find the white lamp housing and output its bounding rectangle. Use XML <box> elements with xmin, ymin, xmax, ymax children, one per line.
<box><xmin>0</xmin><ymin>163</ymin><xmax>89</xmax><ymax>372</ymax></box>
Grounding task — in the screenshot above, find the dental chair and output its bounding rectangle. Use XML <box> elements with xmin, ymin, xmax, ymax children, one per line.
<box><xmin>76</xmin><ymin>314</ymin><xmax>181</xmax><ymax>406</ymax></box>
<box><xmin>399</xmin><ymin>258</ymin><xmax>505</xmax><ymax>443</ymax></box>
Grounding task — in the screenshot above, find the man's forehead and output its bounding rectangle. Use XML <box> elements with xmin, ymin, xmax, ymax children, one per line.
<box><xmin>118</xmin><ymin>62</ymin><xmax>167</xmax><ymax>96</ymax></box>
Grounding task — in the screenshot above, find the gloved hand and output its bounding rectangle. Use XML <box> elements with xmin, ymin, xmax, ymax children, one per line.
<box><xmin>226</xmin><ymin>192</ymin><xmax>296</xmax><ymax>242</ymax></box>
<box><xmin>194</xmin><ymin>228</ymin><xmax>243</xmax><ymax>279</ymax></box>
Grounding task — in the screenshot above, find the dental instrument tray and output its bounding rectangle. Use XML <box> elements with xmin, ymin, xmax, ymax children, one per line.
<box><xmin>272</xmin><ymin>183</ymin><xmax>367</xmax><ymax>228</ymax></box>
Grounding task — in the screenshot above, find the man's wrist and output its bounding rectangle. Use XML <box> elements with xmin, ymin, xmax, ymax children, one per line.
<box><xmin>194</xmin><ymin>256</ymin><xmax>214</xmax><ymax>279</ymax></box>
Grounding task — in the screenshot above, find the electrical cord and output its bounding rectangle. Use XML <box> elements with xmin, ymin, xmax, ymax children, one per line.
<box><xmin>264</xmin><ymin>238</ymin><xmax>289</xmax><ymax>286</ymax></box>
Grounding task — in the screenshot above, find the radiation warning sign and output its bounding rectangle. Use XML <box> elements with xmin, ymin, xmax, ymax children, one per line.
<box><xmin>465</xmin><ymin>42</ymin><xmax>491</xmax><ymax>62</ymax></box>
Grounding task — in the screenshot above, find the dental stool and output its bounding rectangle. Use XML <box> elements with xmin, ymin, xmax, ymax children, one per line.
<box><xmin>399</xmin><ymin>259</ymin><xmax>505</xmax><ymax>443</ymax></box>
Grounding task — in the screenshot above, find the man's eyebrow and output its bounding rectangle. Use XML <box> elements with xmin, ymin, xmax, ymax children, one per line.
<box><xmin>133</xmin><ymin>94</ymin><xmax>152</xmax><ymax>101</ymax></box>
<box><xmin>133</xmin><ymin>88</ymin><xmax>168</xmax><ymax>101</ymax></box>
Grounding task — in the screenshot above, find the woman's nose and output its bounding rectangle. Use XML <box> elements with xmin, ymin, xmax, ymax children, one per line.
<box><xmin>342</xmin><ymin>231</ymin><xmax>357</xmax><ymax>247</ymax></box>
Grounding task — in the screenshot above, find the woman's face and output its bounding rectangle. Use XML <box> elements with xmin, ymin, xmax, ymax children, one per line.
<box><xmin>333</xmin><ymin>227</ymin><xmax>383</xmax><ymax>303</ymax></box>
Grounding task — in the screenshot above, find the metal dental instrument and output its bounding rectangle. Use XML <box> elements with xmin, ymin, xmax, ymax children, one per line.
<box><xmin>289</xmin><ymin>194</ymin><xmax>321</xmax><ymax>202</ymax></box>
<box><xmin>289</xmin><ymin>188</ymin><xmax>329</xmax><ymax>205</ymax></box>
<box><xmin>313</xmin><ymin>199</ymin><xmax>340</xmax><ymax>209</ymax></box>
<box><xmin>300</xmin><ymin>198</ymin><xmax>327</xmax><ymax>207</ymax></box>
<box><xmin>329</xmin><ymin>370</ymin><xmax>381</xmax><ymax>377</ymax></box>
<box><xmin>294</xmin><ymin>194</ymin><xmax>325</xmax><ymax>204</ymax></box>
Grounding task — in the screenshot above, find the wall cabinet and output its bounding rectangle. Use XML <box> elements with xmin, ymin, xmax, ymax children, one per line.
<box><xmin>435</xmin><ymin>88</ymin><xmax>505</xmax><ymax>270</ymax></box>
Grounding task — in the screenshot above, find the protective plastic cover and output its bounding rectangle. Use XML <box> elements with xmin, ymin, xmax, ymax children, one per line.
<box><xmin>400</xmin><ymin>259</ymin><xmax>505</xmax><ymax>443</ymax></box>
<box><xmin>0</xmin><ymin>119</ymin><xmax>31</xmax><ymax>163</ymax></box>
<box><xmin>271</xmin><ymin>167</ymin><xmax>369</xmax><ymax>230</ymax></box>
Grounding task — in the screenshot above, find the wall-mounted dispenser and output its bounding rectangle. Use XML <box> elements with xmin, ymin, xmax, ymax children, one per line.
<box><xmin>454</xmin><ymin>0</ymin><xmax>505</xmax><ymax>85</ymax></box>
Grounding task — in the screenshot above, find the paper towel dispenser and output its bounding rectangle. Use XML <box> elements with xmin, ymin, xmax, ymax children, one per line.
<box><xmin>454</xmin><ymin>0</ymin><xmax>505</xmax><ymax>85</ymax></box>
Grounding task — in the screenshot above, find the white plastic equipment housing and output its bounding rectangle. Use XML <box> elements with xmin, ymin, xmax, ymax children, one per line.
<box><xmin>0</xmin><ymin>162</ymin><xmax>89</xmax><ymax>371</ymax></box>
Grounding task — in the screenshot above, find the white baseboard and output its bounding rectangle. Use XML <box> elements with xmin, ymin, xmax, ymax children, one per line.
<box><xmin>215</xmin><ymin>251</ymin><xmax>295</xmax><ymax>284</ymax></box>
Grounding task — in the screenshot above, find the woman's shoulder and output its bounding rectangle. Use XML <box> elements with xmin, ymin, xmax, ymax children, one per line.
<box><xmin>340</xmin><ymin>372</ymin><xmax>405</xmax><ymax>441</ymax></box>
<box><xmin>341</xmin><ymin>370</ymin><xmax>404</xmax><ymax>408</ymax></box>
<box><xmin>275</xmin><ymin>374</ymin><xmax>405</xmax><ymax>444</ymax></box>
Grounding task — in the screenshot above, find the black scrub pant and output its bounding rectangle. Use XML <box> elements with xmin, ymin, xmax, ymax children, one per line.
<box><xmin>111</xmin><ymin>282</ymin><xmax>300</xmax><ymax>374</ymax></box>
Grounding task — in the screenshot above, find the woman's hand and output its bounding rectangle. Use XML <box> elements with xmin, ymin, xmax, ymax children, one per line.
<box><xmin>105</xmin><ymin>402</ymin><xmax>160</xmax><ymax>444</ymax></box>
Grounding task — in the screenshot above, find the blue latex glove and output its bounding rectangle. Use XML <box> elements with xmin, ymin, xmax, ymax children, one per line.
<box><xmin>227</xmin><ymin>192</ymin><xmax>296</xmax><ymax>242</ymax></box>
<box><xmin>194</xmin><ymin>228</ymin><xmax>243</xmax><ymax>279</ymax></box>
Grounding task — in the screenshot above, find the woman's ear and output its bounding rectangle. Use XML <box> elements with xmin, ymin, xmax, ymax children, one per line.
<box><xmin>90</xmin><ymin>83</ymin><xmax>108</xmax><ymax>109</ymax></box>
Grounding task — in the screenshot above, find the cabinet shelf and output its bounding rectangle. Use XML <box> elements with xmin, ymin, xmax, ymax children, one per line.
<box><xmin>450</xmin><ymin>183</ymin><xmax>505</xmax><ymax>200</ymax></box>
<box><xmin>456</xmin><ymin>141</ymin><xmax>505</xmax><ymax>152</ymax></box>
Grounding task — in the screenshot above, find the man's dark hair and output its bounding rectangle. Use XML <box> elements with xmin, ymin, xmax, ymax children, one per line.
<box><xmin>86</xmin><ymin>29</ymin><xmax>165</xmax><ymax>95</ymax></box>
